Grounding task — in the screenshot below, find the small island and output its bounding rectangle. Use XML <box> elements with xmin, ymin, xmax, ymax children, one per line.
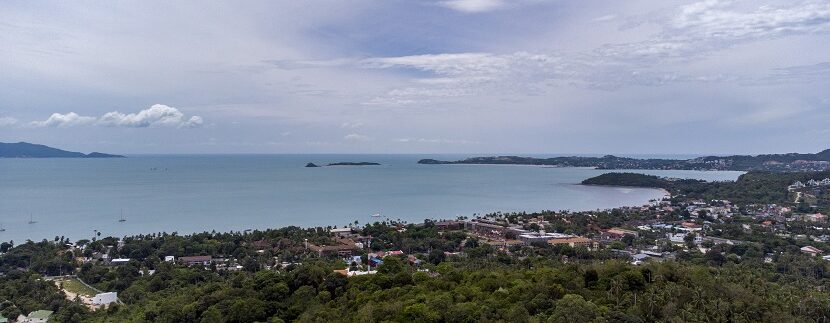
<box><xmin>305</xmin><ymin>163</ymin><xmax>320</xmax><ymax>168</ymax></box>
<box><xmin>326</xmin><ymin>162</ymin><xmax>381</xmax><ymax>166</ymax></box>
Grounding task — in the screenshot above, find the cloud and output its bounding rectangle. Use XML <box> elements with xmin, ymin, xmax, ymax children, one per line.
<box><xmin>0</xmin><ymin>116</ymin><xmax>18</xmax><ymax>127</ymax></box>
<box><xmin>343</xmin><ymin>133</ymin><xmax>372</xmax><ymax>141</ymax></box>
<box><xmin>98</xmin><ymin>104</ymin><xmax>201</xmax><ymax>128</ymax></box>
<box><xmin>29</xmin><ymin>104</ymin><xmax>203</xmax><ymax>128</ymax></box>
<box><xmin>438</xmin><ymin>0</ymin><xmax>506</xmax><ymax>13</ymax></box>
<box><xmin>29</xmin><ymin>112</ymin><xmax>96</xmax><ymax>128</ymax></box>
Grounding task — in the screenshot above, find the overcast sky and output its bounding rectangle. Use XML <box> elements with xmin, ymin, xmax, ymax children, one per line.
<box><xmin>1</xmin><ymin>0</ymin><xmax>829</xmax><ymax>155</ymax></box>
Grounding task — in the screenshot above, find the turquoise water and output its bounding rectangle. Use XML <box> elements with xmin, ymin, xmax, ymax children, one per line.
<box><xmin>0</xmin><ymin>155</ymin><xmax>743</xmax><ymax>242</ymax></box>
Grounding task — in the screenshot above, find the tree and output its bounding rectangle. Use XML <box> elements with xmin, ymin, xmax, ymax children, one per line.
<box><xmin>548</xmin><ymin>294</ymin><xmax>604</xmax><ymax>323</ymax></box>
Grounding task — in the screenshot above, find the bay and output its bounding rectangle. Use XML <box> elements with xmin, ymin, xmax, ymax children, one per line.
<box><xmin>0</xmin><ymin>155</ymin><xmax>743</xmax><ymax>242</ymax></box>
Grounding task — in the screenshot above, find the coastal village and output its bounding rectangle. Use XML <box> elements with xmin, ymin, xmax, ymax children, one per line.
<box><xmin>5</xmin><ymin>187</ymin><xmax>830</xmax><ymax>322</ymax></box>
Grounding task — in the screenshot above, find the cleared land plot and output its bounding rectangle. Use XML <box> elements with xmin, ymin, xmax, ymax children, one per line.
<box><xmin>58</xmin><ymin>278</ymin><xmax>98</xmax><ymax>297</ymax></box>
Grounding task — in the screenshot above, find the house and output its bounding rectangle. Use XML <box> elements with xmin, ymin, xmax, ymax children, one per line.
<box><xmin>179</xmin><ymin>255</ymin><xmax>213</xmax><ymax>266</ymax></box>
<box><xmin>92</xmin><ymin>292</ymin><xmax>118</xmax><ymax>306</ymax></box>
<box><xmin>548</xmin><ymin>237</ymin><xmax>593</xmax><ymax>249</ymax></box>
<box><xmin>821</xmin><ymin>178</ymin><xmax>830</xmax><ymax>186</ymax></box>
<box><xmin>605</xmin><ymin>228</ymin><xmax>639</xmax><ymax>238</ymax></box>
<box><xmin>19</xmin><ymin>310</ymin><xmax>53</xmax><ymax>323</ymax></box>
<box><xmin>164</xmin><ymin>256</ymin><xmax>175</xmax><ymax>262</ymax></box>
<box><xmin>801</xmin><ymin>246</ymin><xmax>823</xmax><ymax>256</ymax></box>
<box><xmin>330</xmin><ymin>227</ymin><xmax>354</xmax><ymax>238</ymax></box>
<box><xmin>808</xmin><ymin>179</ymin><xmax>821</xmax><ymax>187</ymax></box>
<box><xmin>631</xmin><ymin>253</ymin><xmax>650</xmax><ymax>265</ymax></box>
<box><xmin>308</xmin><ymin>238</ymin><xmax>358</xmax><ymax>257</ymax></box>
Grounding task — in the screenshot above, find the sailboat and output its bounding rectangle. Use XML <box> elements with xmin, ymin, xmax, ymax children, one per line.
<box><xmin>28</xmin><ymin>213</ymin><xmax>37</xmax><ymax>224</ymax></box>
<box><xmin>0</xmin><ymin>223</ymin><xmax>5</xmax><ymax>232</ymax></box>
<box><xmin>119</xmin><ymin>209</ymin><xmax>127</xmax><ymax>222</ymax></box>
<box><xmin>371</xmin><ymin>213</ymin><xmax>382</xmax><ymax>218</ymax></box>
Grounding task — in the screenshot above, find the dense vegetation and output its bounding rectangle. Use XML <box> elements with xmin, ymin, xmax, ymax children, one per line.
<box><xmin>583</xmin><ymin>171</ymin><xmax>830</xmax><ymax>212</ymax></box>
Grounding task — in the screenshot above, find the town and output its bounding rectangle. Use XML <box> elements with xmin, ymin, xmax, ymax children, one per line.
<box><xmin>3</xmin><ymin>174</ymin><xmax>830</xmax><ymax>322</ymax></box>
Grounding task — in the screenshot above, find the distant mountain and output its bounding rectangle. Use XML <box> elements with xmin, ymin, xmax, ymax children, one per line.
<box><xmin>418</xmin><ymin>149</ymin><xmax>830</xmax><ymax>172</ymax></box>
<box><xmin>0</xmin><ymin>142</ymin><xmax>124</xmax><ymax>158</ymax></box>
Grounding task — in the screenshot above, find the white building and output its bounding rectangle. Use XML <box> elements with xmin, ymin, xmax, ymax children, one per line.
<box><xmin>164</xmin><ymin>256</ymin><xmax>175</xmax><ymax>262</ymax></box>
<box><xmin>821</xmin><ymin>178</ymin><xmax>830</xmax><ymax>186</ymax></box>
<box><xmin>92</xmin><ymin>292</ymin><xmax>118</xmax><ymax>306</ymax></box>
<box><xmin>330</xmin><ymin>227</ymin><xmax>353</xmax><ymax>238</ymax></box>
<box><xmin>788</xmin><ymin>181</ymin><xmax>806</xmax><ymax>191</ymax></box>
<box><xmin>808</xmin><ymin>179</ymin><xmax>820</xmax><ymax>187</ymax></box>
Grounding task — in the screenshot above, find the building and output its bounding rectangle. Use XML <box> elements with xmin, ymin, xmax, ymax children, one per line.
<box><xmin>547</xmin><ymin>237</ymin><xmax>593</xmax><ymax>248</ymax></box>
<box><xmin>434</xmin><ymin>220</ymin><xmax>465</xmax><ymax>231</ymax></box>
<box><xmin>821</xmin><ymin>178</ymin><xmax>830</xmax><ymax>186</ymax></box>
<box><xmin>19</xmin><ymin>310</ymin><xmax>53</xmax><ymax>323</ymax></box>
<box><xmin>801</xmin><ymin>246</ymin><xmax>822</xmax><ymax>256</ymax></box>
<box><xmin>179</xmin><ymin>255</ymin><xmax>213</xmax><ymax>266</ymax></box>
<box><xmin>308</xmin><ymin>238</ymin><xmax>358</xmax><ymax>257</ymax></box>
<box><xmin>605</xmin><ymin>227</ymin><xmax>639</xmax><ymax>238</ymax></box>
<box><xmin>808</xmin><ymin>179</ymin><xmax>821</xmax><ymax>187</ymax></box>
<box><xmin>518</xmin><ymin>232</ymin><xmax>571</xmax><ymax>245</ymax></box>
<box><xmin>92</xmin><ymin>292</ymin><xmax>118</xmax><ymax>306</ymax></box>
<box><xmin>164</xmin><ymin>256</ymin><xmax>175</xmax><ymax>262</ymax></box>
<box><xmin>330</xmin><ymin>227</ymin><xmax>354</xmax><ymax>238</ymax></box>
<box><xmin>788</xmin><ymin>181</ymin><xmax>806</xmax><ymax>191</ymax></box>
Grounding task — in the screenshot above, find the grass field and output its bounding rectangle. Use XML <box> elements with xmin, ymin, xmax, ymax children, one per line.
<box><xmin>59</xmin><ymin>278</ymin><xmax>98</xmax><ymax>297</ymax></box>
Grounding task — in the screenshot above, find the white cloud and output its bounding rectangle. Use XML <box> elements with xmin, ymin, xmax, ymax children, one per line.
<box><xmin>98</xmin><ymin>104</ymin><xmax>201</xmax><ymax>128</ymax></box>
<box><xmin>28</xmin><ymin>104</ymin><xmax>203</xmax><ymax>128</ymax></box>
<box><xmin>0</xmin><ymin>116</ymin><xmax>18</xmax><ymax>127</ymax></box>
<box><xmin>340</xmin><ymin>122</ymin><xmax>364</xmax><ymax>129</ymax></box>
<box><xmin>344</xmin><ymin>133</ymin><xmax>372</xmax><ymax>141</ymax></box>
<box><xmin>438</xmin><ymin>0</ymin><xmax>506</xmax><ymax>13</ymax></box>
<box><xmin>29</xmin><ymin>112</ymin><xmax>96</xmax><ymax>128</ymax></box>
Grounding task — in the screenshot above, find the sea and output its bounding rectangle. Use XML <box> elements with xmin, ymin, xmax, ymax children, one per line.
<box><xmin>0</xmin><ymin>154</ymin><xmax>744</xmax><ymax>243</ymax></box>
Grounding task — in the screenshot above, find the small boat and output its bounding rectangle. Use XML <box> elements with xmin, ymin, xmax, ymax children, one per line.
<box><xmin>28</xmin><ymin>214</ymin><xmax>37</xmax><ymax>224</ymax></box>
<box><xmin>119</xmin><ymin>209</ymin><xmax>127</xmax><ymax>222</ymax></box>
<box><xmin>0</xmin><ymin>224</ymin><xmax>5</xmax><ymax>232</ymax></box>
<box><xmin>371</xmin><ymin>213</ymin><xmax>382</xmax><ymax>218</ymax></box>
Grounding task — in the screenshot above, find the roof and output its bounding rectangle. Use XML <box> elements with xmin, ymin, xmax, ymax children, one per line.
<box><xmin>28</xmin><ymin>310</ymin><xmax>54</xmax><ymax>319</ymax></box>
<box><xmin>548</xmin><ymin>237</ymin><xmax>591</xmax><ymax>244</ymax></box>
<box><xmin>180</xmin><ymin>255</ymin><xmax>212</xmax><ymax>262</ymax></box>
<box><xmin>330</xmin><ymin>228</ymin><xmax>353</xmax><ymax>233</ymax></box>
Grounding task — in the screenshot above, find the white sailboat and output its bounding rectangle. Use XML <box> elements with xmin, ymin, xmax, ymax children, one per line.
<box><xmin>28</xmin><ymin>213</ymin><xmax>37</xmax><ymax>224</ymax></box>
<box><xmin>119</xmin><ymin>209</ymin><xmax>127</xmax><ymax>222</ymax></box>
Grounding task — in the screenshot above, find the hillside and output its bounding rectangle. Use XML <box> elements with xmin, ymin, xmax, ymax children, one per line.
<box><xmin>418</xmin><ymin>149</ymin><xmax>830</xmax><ymax>172</ymax></box>
<box><xmin>0</xmin><ymin>142</ymin><xmax>124</xmax><ymax>158</ymax></box>
<box><xmin>583</xmin><ymin>171</ymin><xmax>830</xmax><ymax>212</ymax></box>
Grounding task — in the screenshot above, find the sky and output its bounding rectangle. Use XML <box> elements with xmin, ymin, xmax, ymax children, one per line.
<box><xmin>1</xmin><ymin>0</ymin><xmax>830</xmax><ymax>155</ymax></box>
